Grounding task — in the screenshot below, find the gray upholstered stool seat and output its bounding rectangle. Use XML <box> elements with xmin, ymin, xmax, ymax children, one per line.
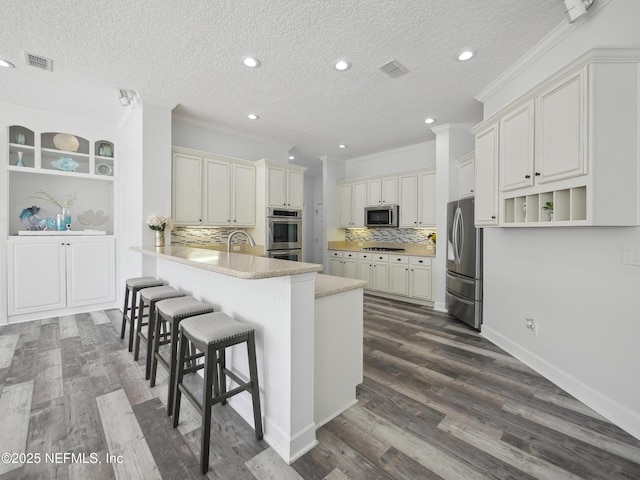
<box><xmin>121</xmin><ymin>277</ymin><xmax>165</xmax><ymax>352</ymax></box>
<box><xmin>134</xmin><ymin>286</ymin><xmax>186</xmax><ymax>379</ymax></box>
<box><xmin>173</xmin><ymin>312</ymin><xmax>263</xmax><ymax>474</ymax></box>
<box><xmin>150</xmin><ymin>296</ymin><xmax>215</xmax><ymax>414</ymax></box>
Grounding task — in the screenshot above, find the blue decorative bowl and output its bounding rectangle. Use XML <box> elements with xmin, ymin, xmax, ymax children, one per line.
<box><xmin>20</xmin><ymin>206</ymin><xmax>47</xmax><ymax>230</ymax></box>
<box><xmin>51</xmin><ymin>156</ymin><xmax>79</xmax><ymax>172</ymax></box>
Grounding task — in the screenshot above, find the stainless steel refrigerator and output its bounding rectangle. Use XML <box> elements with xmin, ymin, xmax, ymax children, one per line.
<box><xmin>446</xmin><ymin>197</ymin><xmax>483</xmax><ymax>330</ymax></box>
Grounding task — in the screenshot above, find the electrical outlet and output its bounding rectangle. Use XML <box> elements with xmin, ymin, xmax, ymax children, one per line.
<box><xmin>358</xmin><ymin>242</ymin><xmax>363</xmax><ymax>246</ymax></box>
<box><xmin>233</xmin><ymin>246</ymin><xmax>241</xmax><ymax>251</ymax></box>
<box><xmin>622</xmin><ymin>245</ymin><xmax>640</xmax><ymax>266</ymax></box>
<box><xmin>526</xmin><ymin>317</ymin><xmax>537</xmax><ymax>336</ymax></box>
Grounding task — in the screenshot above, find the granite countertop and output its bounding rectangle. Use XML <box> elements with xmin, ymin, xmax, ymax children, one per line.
<box><xmin>327</xmin><ymin>241</ymin><xmax>436</xmax><ymax>257</ymax></box>
<box><xmin>190</xmin><ymin>244</ymin><xmax>266</xmax><ymax>256</ymax></box>
<box><xmin>315</xmin><ymin>274</ymin><xmax>368</xmax><ymax>298</ymax></box>
<box><xmin>132</xmin><ymin>245</ymin><xmax>322</xmax><ymax>280</ymax></box>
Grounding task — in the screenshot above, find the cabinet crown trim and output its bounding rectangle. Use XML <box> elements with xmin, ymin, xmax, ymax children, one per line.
<box><xmin>172</xmin><ymin>146</ymin><xmax>255</xmax><ymax>166</ymax></box>
<box><xmin>471</xmin><ymin>48</ymin><xmax>640</xmax><ymax>133</ymax></box>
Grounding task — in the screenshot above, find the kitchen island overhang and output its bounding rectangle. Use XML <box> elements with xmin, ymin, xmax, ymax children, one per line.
<box><xmin>131</xmin><ymin>246</ymin><xmax>366</xmax><ymax>463</ymax></box>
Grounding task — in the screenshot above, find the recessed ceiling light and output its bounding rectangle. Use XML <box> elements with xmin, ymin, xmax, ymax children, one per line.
<box><xmin>243</xmin><ymin>57</ymin><xmax>261</xmax><ymax>68</ymax></box>
<box><xmin>457</xmin><ymin>50</ymin><xmax>475</xmax><ymax>61</ymax></box>
<box><xmin>338</xmin><ymin>144</ymin><xmax>348</xmax><ymax>149</ymax></box>
<box><xmin>424</xmin><ymin>117</ymin><xmax>436</xmax><ymax>124</ymax></box>
<box><xmin>0</xmin><ymin>59</ymin><xmax>15</xmax><ymax>68</ymax></box>
<box><xmin>248</xmin><ymin>113</ymin><xmax>259</xmax><ymax>120</ymax></box>
<box><xmin>334</xmin><ymin>60</ymin><xmax>351</xmax><ymax>71</ymax></box>
<box><xmin>288</xmin><ymin>155</ymin><xmax>295</xmax><ymax>160</ymax></box>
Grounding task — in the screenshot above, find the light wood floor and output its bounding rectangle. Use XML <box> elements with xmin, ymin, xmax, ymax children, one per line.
<box><xmin>0</xmin><ymin>296</ymin><xmax>638</xmax><ymax>479</ymax></box>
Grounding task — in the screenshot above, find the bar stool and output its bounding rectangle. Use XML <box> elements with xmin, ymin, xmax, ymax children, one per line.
<box><xmin>120</xmin><ymin>277</ymin><xmax>165</xmax><ymax>352</ymax></box>
<box><xmin>134</xmin><ymin>286</ymin><xmax>186</xmax><ymax>379</ymax></box>
<box><xmin>172</xmin><ymin>312</ymin><xmax>263</xmax><ymax>474</ymax></box>
<box><xmin>149</xmin><ymin>296</ymin><xmax>215</xmax><ymax>415</ymax></box>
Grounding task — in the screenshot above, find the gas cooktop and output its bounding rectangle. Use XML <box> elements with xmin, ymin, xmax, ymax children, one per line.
<box><xmin>361</xmin><ymin>247</ymin><xmax>406</xmax><ymax>252</ymax></box>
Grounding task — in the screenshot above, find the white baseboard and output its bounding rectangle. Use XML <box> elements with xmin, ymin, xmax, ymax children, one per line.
<box><xmin>481</xmin><ymin>325</ymin><xmax>640</xmax><ymax>441</ymax></box>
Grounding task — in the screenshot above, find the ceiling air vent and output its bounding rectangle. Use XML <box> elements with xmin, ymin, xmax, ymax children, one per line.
<box><xmin>379</xmin><ymin>59</ymin><xmax>409</xmax><ymax>78</ymax></box>
<box><xmin>24</xmin><ymin>52</ymin><xmax>53</xmax><ymax>71</ymax></box>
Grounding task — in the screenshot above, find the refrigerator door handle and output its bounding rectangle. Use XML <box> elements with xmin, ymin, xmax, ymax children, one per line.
<box><xmin>453</xmin><ymin>207</ymin><xmax>462</xmax><ymax>264</ymax></box>
<box><xmin>458</xmin><ymin>209</ymin><xmax>465</xmax><ymax>264</ymax></box>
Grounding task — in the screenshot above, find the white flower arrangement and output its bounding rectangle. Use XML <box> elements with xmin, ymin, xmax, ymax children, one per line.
<box><xmin>146</xmin><ymin>214</ymin><xmax>174</xmax><ymax>232</ymax></box>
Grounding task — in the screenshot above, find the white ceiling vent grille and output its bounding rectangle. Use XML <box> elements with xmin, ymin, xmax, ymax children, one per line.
<box><xmin>379</xmin><ymin>60</ymin><xmax>409</xmax><ymax>78</ymax></box>
<box><xmin>24</xmin><ymin>52</ymin><xmax>53</xmax><ymax>71</ymax></box>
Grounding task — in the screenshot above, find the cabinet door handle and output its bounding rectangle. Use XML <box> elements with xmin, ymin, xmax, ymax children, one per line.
<box><xmin>525</xmin><ymin>175</ymin><xmax>531</xmax><ymax>179</ymax></box>
<box><xmin>491</xmin><ymin>215</ymin><xmax>496</xmax><ymax>219</ymax></box>
<box><xmin>418</xmin><ymin>260</ymin><xmax>423</xmax><ymax>263</ymax></box>
<box><xmin>535</xmin><ymin>172</ymin><xmax>541</xmax><ymax>176</ymax></box>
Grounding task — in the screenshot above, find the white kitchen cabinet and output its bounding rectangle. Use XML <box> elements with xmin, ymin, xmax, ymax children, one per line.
<box><xmin>328</xmin><ymin>251</ymin><xmax>343</xmax><ymax>277</ymax></box>
<box><xmin>339</xmin><ymin>181</ymin><xmax>366</xmax><ymax>228</ymax></box>
<box><xmin>458</xmin><ymin>152</ymin><xmax>475</xmax><ymax>199</ymax></box>
<box><xmin>357</xmin><ymin>253</ymin><xmax>385</xmax><ymax>289</ymax></box>
<box><xmin>409</xmin><ymin>256</ymin><xmax>433</xmax><ymax>301</ymax></box>
<box><xmin>7</xmin><ymin>236</ymin><xmax>115</xmax><ymax>316</ymax></box>
<box><xmin>388</xmin><ymin>255</ymin><xmax>409</xmax><ymax>296</ymax></box>
<box><xmin>172</xmin><ymin>153</ymin><xmax>203</xmax><ymax>224</ymax></box>
<box><xmin>173</xmin><ymin>148</ymin><xmax>255</xmax><ymax>227</ymax></box>
<box><xmin>328</xmin><ymin>250</ymin><xmax>434</xmax><ymax>304</ymax></box>
<box><xmin>499</xmin><ymin>100</ymin><xmax>535</xmax><ymax>192</ymax></box>
<box><xmin>473</xmin><ymin>49</ymin><xmax>640</xmax><ymax>227</ymax></box>
<box><xmin>328</xmin><ymin>250</ymin><xmax>357</xmax><ymax>278</ymax></box>
<box><xmin>367</xmin><ymin>176</ymin><xmax>398</xmax><ymax>206</ymax></box>
<box><xmin>204</xmin><ymin>160</ymin><xmax>255</xmax><ymax>226</ymax></box>
<box><xmin>267</xmin><ymin>164</ymin><xmax>304</xmax><ymax>209</ymax></box>
<box><xmin>399</xmin><ymin>170</ymin><xmax>436</xmax><ymax>227</ymax></box>
<box><xmin>473</xmin><ymin>124</ymin><xmax>499</xmax><ymax>226</ymax></box>
<box><xmin>535</xmin><ymin>68</ymin><xmax>587</xmax><ymax>184</ymax></box>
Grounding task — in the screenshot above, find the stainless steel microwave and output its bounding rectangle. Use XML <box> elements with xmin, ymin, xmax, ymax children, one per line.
<box><xmin>365</xmin><ymin>205</ymin><xmax>399</xmax><ymax>227</ymax></box>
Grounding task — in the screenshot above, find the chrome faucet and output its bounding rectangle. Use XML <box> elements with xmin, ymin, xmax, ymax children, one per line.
<box><xmin>226</xmin><ymin>230</ymin><xmax>256</xmax><ymax>252</ymax></box>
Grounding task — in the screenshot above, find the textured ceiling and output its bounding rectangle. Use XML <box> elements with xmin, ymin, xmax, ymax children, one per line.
<box><xmin>0</xmin><ymin>0</ymin><xmax>566</xmax><ymax>167</ymax></box>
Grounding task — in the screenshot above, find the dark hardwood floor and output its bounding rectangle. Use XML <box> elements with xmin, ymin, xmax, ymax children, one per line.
<box><xmin>0</xmin><ymin>295</ymin><xmax>638</xmax><ymax>479</ymax></box>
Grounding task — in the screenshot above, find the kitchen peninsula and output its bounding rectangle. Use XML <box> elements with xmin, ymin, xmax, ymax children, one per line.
<box><xmin>131</xmin><ymin>245</ymin><xmax>366</xmax><ymax>463</ymax></box>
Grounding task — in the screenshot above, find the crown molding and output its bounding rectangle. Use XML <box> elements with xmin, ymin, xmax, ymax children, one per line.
<box><xmin>345</xmin><ymin>140</ymin><xmax>435</xmax><ymax>164</ymax></box>
<box><xmin>172</xmin><ymin>114</ymin><xmax>292</xmax><ymax>151</ymax></box>
<box><xmin>475</xmin><ymin>0</ymin><xmax>612</xmax><ymax>103</ymax></box>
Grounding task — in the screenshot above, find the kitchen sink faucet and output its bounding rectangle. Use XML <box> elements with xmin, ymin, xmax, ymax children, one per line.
<box><xmin>226</xmin><ymin>230</ymin><xmax>256</xmax><ymax>252</ymax></box>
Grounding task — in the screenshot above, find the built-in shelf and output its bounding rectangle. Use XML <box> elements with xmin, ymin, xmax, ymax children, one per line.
<box><xmin>503</xmin><ymin>186</ymin><xmax>587</xmax><ymax>225</ymax></box>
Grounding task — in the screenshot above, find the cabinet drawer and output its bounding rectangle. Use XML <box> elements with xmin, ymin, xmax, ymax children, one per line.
<box><xmin>372</xmin><ymin>253</ymin><xmax>389</xmax><ymax>262</ymax></box>
<box><xmin>410</xmin><ymin>256</ymin><xmax>432</xmax><ymax>266</ymax></box>
<box><xmin>343</xmin><ymin>251</ymin><xmax>358</xmax><ymax>259</ymax></box>
<box><xmin>329</xmin><ymin>250</ymin><xmax>343</xmax><ymax>258</ymax></box>
<box><xmin>390</xmin><ymin>255</ymin><xmax>409</xmax><ymax>264</ymax></box>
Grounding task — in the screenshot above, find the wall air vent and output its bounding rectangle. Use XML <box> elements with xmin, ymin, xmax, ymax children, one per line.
<box><xmin>379</xmin><ymin>59</ymin><xmax>409</xmax><ymax>78</ymax></box>
<box><xmin>24</xmin><ymin>52</ymin><xmax>53</xmax><ymax>71</ymax></box>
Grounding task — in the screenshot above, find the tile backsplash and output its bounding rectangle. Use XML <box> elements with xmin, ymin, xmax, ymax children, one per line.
<box><xmin>345</xmin><ymin>228</ymin><xmax>434</xmax><ymax>244</ymax></box>
<box><xmin>171</xmin><ymin>227</ymin><xmax>251</xmax><ymax>245</ymax></box>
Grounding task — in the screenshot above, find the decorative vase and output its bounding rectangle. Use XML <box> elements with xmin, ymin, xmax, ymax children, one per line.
<box><xmin>155</xmin><ymin>230</ymin><xmax>165</xmax><ymax>247</ymax></box>
<box><xmin>16</xmin><ymin>151</ymin><xmax>25</xmax><ymax>167</ymax></box>
<box><xmin>99</xmin><ymin>142</ymin><xmax>113</xmax><ymax>157</ymax></box>
<box><xmin>15</xmin><ymin>133</ymin><xmax>26</xmax><ymax>145</ymax></box>
<box><xmin>62</xmin><ymin>207</ymin><xmax>72</xmax><ymax>229</ymax></box>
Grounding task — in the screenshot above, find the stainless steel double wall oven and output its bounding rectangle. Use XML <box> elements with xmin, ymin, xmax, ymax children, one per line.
<box><xmin>266</xmin><ymin>207</ymin><xmax>302</xmax><ymax>261</ymax></box>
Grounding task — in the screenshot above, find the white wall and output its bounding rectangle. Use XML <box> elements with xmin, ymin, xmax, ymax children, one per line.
<box><xmin>344</xmin><ymin>142</ymin><xmax>436</xmax><ymax>180</ymax></box>
<box><xmin>431</xmin><ymin>125</ymin><xmax>475</xmax><ymax>311</ymax></box>
<box><xmin>479</xmin><ymin>0</ymin><xmax>640</xmax><ymax>439</ymax></box>
<box><xmin>172</xmin><ymin>118</ymin><xmax>290</xmax><ymax>162</ymax></box>
<box><xmin>321</xmin><ymin>156</ymin><xmax>345</xmax><ymax>272</ymax></box>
